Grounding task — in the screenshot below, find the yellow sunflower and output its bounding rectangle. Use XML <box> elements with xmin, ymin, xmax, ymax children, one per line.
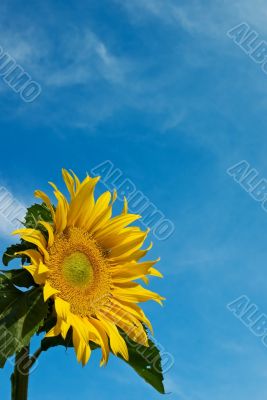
<box><xmin>13</xmin><ymin>169</ymin><xmax>164</xmax><ymax>366</ymax></box>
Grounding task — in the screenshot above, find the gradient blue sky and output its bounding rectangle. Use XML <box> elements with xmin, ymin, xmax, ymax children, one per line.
<box><xmin>1</xmin><ymin>0</ymin><xmax>267</xmax><ymax>399</ymax></box>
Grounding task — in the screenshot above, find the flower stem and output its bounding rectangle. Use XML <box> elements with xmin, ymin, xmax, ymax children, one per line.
<box><xmin>29</xmin><ymin>347</ymin><xmax>42</xmax><ymax>369</ymax></box>
<box><xmin>11</xmin><ymin>345</ymin><xmax>30</xmax><ymax>400</ymax></box>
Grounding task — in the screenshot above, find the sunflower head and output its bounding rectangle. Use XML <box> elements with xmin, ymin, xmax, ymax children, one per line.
<box><xmin>13</xmin><ymin>169</ymin><xmax>164</xmax><ymax>366</ymax></box>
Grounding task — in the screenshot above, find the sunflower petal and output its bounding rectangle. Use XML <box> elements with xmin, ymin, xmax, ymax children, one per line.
<box><xmin>67</xmin><ymin>177</ymin><xmax>100</xmax><ymax>227</ymax></box>
<box><xmin>49</xmin><ymin>182</ymin><xmax>69</xmax><ymax>233</ymax></box>
<box><xmin>15</xmin><ymin>249</ymin><xmax>43</xmax><ymax>265</ymax></box>
<box><xmin>34</xmin><ymin>190</ymin><xmax>55</xmax><ymax>221</ymax></box>
<box><xmin>101</xmin><ymin>302</ymin><xmax>148</xmax><ymax>346</ymax></box>
<box><xmin>55</xmin><ymin>297</ymin><xmax>70</xmax><ymax>321</ymax></box>
<box><xmin>12</xmin><ymin>228</ymin><xmax>49</xmax><ymax>261</ymax></box>
<box><xmin>94</xmin><ymin>214</ymin><xmax>141</xmax><ymax>243</ymax></box>
<box><xmin>87</xmin><ymin>317</ymin><xmax>110</xmax><ymax>366</ymax></box>
<box><xmin>38</xmin><ymin>221</ymin><xmax>54</xmax><ymax>247</ymax></box>
<box><xmin>96</xmin><ymin>315</ymin><xmax>129</xmax><ymax>361</ymax></box>
<box><xmin>113</xmin><ymin>283</ymin><xmax>165</xmax><ymax>305</ymax></box>
<box><xmin>43</xmin><ymin>281</ymin><xmax>59</xmax><ymax>301</ymax></box>
<box><xmin>62</xmin><ymin>169</ymin><xmax>75</xmax><ymax>199</ymax></box>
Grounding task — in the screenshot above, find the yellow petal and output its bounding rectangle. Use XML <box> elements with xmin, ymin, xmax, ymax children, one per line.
<box><xmin>87</xmin><ymin>317</ymin><xmax>110</xmax><ymax>366</ymax></box>
<box><xmin>37</xmin><ymin>261</ymin><xmax>49</xmax><ymax>274</ymax></box>
<box><xmin>34</xmin><ymin>190</ymin><xmax>56</xmax><ymax>221</ymax></box>
<box><xmin>108</xmin><ymin>230</ymin><xmax>148</xmax><ymax>258</ymax></box>
<box><xmin>111</xmin><ymin>298</ymin><xmax>153</xmax><ymax>333</ymax></box>
<box><xmin>23</xmin><ymin>264</ymin><xmax>37</xmax><ymax>277</ymax></box>
<box><xmin>62</xmin><ymin>169</ymin><xmax>75</xmax><ymax>199</ymax></box>
<box><xmin>94</xmin><ymin>214</ymin><xmax>141</xmax><ymax>243</ymax></box>
<box><xmin>85</xmin><ymin>191</ymin><xmax>112</xmax><ymax>232</ymax></box>
<box><xmin>46</xmin><ymin>321</ymin><xmax>61</xmax><ymax>338</ymax></box>
<box><xmin>99</xmin><ymin>226</ymin><xmax>141</xmax><ymax>249</ymax></box>
<box><xmin>55</xmin><ymin>297</ymin><xmax>70</xmax><ymax>321</ymax></box>
<box><xmin>96</xmin><ymin>315</ymin><xmax>129</xmax><ymax>361</ymax></box>
<box><xmin>43</xmin><ymin>281</ymin><xmax>59</xmax><ymax>302</ymax></box>
<box><xmin>67</xmin><ymin>177</ymin><xmax>99</xmax><ymax>227</ymax></box>
<box><xmin>38</xmin><ymin>221</ymin><xmax>54</xmax><ymax>247</ymax></box>
<box><xmin>149</xmin><ymin>267</ymin><xmax>163</xmax><ymax>278</ymax></box>
<box><xmin>101</xmin><ymin>303</ymin><xmax>148</xmax><ymax>346</ymax></box>
<box><xmin>70</xmin><ymin>170</ymin><xmax>81</xmax><ymax>192</ymax></box>
<box><xmin>122</xmin><ymin>197</ymin><xmax>128</xmax><ymax>214</ymax></box>
<box><xmin>81</xmin><ymin>344</ymin><xmax>91</xmax><ymax>366</ymax></box>
<box><xmin>12</xmin><ymin>228</ymin><xmax>49</xmax><ymax>261</ymax></box>
<box><xmin>113</xmin><ymin>283</ymin><xmax>165</xmax><ymax>305</ymax></box>
<box><xmin>71</xmin><ymin>316</ymin><xmax>92</xmax><ymax>366</ymax></box>
<box><xmin>60</xmin><ymin>319</ymin><xmax>70</xmax><ymax>339</ymax></box>
<box><xmin>49</xmin><ymin>182</ymin><xmax>69</xmax><ymax>233</ymax></box>
<box><xmin>15</xmin><ymin>249</ymin><xmax>43</xmax><ymax>265</ymax></box>
<box><xmin>23</xmin><ymin>264</ymin><xmax>46</xmax><ymax>285</ymax></box>
<box><xmin>72</xmin><ymin>327</ymin><xmax>88</xmax><ymax>364</ymax></box>
<box><xmin>111</xmin><ymin>260</ymin><xmax>157</xmax><ymax>283</ymax></box>
<box><xmin>109</xmin><ymin>242</ymin><xmax>153</xmax><ymax>264</ymax></box>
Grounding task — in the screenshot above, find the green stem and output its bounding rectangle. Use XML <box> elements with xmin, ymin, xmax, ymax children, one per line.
<box><xmin>11</xmin><ymin>345</ymin><xmax>30</xmax><ymax>400</ymax></box>
<box><xmin>29</xmin><ymin>347</ymin><xmax>42</xmax><ymax>369</ymax></box>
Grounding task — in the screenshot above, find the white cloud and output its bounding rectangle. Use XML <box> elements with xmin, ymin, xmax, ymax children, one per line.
<box><xmin>161</xmin><ymin>109</ymin><xmax>187</xmax><ymax>132</ymax></box>
<box><xmin>218</xmin><ymin>340</ymin><xmax>246</xmax><ymax>354</ymax></box>
<box><xmin>117</xmin><ymin>0</ymin><xmax>267</xmax><ymax>38</ymax></box>
<box><xmin>115</xmin><ymin>0</ymin><xmax>223</xmax><ymax>35</ymax></box>
<box><xmin>1</xmin><ymin>0</ymin><xmax>267</xmax><ymax>157</ymax></box>
<box><xmin>0</xmin><ymin>25</ymin><xmax>128</xmax><ymax>87</ymax></box>
<box><xmin>164</xmin><ymin>376</ymin><xmax>194</xmax><ymax>399</ymax></box>
<box><xmin>43</xmin><ymin>29</ymin><xmax>128</xmax><ymax>87</ymax></box>
<box><xmin>0</xmin><ymin>182</ymin><xmax>27</xmax><ymax>238</ymax></box>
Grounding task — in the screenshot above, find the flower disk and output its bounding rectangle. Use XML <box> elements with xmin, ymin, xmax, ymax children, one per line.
<box><xmin>47</xmin><ymin>227</ymin><xmax>111</xmax><ymax>316</ymax></box>
<box><xmin>13</xmin><ymin>169</ymin><xmax>164</xmax><ymax>366</ymax></box>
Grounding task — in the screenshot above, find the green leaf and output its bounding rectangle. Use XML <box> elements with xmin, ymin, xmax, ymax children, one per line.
<box><xmin>0</xmin><ymin>278</ymin><xmax>48</xmax><ymax>368</ymax></box>
<box><xmin>0</xmin><ymin>269</ymin><xmax>35</xmax><ymax>288</ymax></box>
<box><xmin>23</xmin><ymin>203</ymin><xmax>53</xmax><ymax>230</ymax></box>
<box><xmin>2</xmin><ymin>242</ymin><xmax>35</xmax><ymax>267</ymax></box>
<box><xmin>121</xmin><ymin>334</ymin><xmax>166</xmax><ymax>394</ymax></box>
<box><xmin>41</xmin><ymin>330</ymin><xmax>74</xmax><ymax>351</ymax></box>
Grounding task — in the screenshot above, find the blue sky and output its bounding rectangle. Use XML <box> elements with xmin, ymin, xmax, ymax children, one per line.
<box><xmin>2</xmin><ymin>0</ymin><xmax>267</xmax><ymax>399</ymax></box>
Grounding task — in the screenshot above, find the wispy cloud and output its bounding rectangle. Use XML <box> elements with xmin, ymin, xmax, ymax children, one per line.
<box><xmin>43</xmin><ymin>29</ymin><xmax>129</xmax><ymax>87</ymax></box>
<box><xmin>164</xmin><ymin>376</ymin><xmax>193</xmax><ymax>399</ymax></box>
<box><xmin>1</xmin><ymin>0</ymin><xmax>267</xmax><ymax>163</ymax></box>
<box><xmin>117</xmin><ymin>0</ymin><xmax>267</xmax><ymax>35</ymax></box>
<box><xmin>0</xmin><ymin>24</ymin><xmax>128</xmax><ymax>88</ymax></box>
<box><xmin>115</xmin><ymin>0</ymin><xmax>227</xmax><ymax>36</ymax></box>
<box><xmin>0</xmin><ymin>185</ymin><xmax>27</xmax><ymax>238</ymax></box>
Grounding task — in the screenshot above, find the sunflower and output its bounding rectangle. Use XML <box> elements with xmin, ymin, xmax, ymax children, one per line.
<box><xmin>13</xmin><ymin>170</ymin><xmax>164</xmax><ymax>366</ymax></box>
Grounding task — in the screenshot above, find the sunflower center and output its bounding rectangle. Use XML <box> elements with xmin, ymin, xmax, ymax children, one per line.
<box><xmin>62</xmin><ymin>251</ymin><xmax>94</xmax><ymax>287</ymax></box>
<box><xmin>47</xmin><ymin>227</ymin><xmax>111</xmax><ymax>316</ymax></box>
